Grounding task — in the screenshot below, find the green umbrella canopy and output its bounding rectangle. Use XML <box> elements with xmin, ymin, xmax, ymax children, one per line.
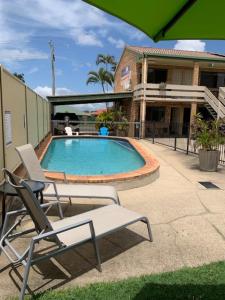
<box><xmin>84</xmin><ymin>0</ymin><xmax>225</xmax><ymax>42</ymax></box>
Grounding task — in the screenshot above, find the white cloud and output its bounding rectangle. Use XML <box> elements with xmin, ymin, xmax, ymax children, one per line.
<box><xmin>1</xmin><ymin>0</ymin><xmax>110</xmax><ymax>48</ymax></box>
<box><xmin>27</xmin><ymin>67</ymin><xmax>39</xmax><ymax>74</ymax></box>
<box><xmin>174</xmin><ymin>40</ymin><xmax>206</xmax><ymax>51</ymax></box>
<box><xmin>0</xmin><ymin>49</ymin><xmax>47</xmax><ymax>63</ymax></box>
<box><xmin>0</xmin><ymin>2</ymin><xmax>48</xmax><ymax>64</ymax></box>
<box><xmin>0</xmin><ymin>0</ymin><xmax>139</xmax><ymax>51</ymax></box>
<box><xmin>74</xmin><ymin>103</ymin><xmax>109</xmax><ymax>112</ymax></box>
<box><xmin>128</xmin><ymin>30</ymin><xmax>146</xmax><ymax>41</ymax></box>
<box><xmin>34</xmin><ymin>86</ymin><xmax>111</xmax><ymax>112</ymax></box>
<box><xmin>34</xmin><ymin>86</ymin><xmax>75</xmax><ymax>98</ymax></box>
<box><xmin>108</xmin><ymin>36</ymin><xmax>125</xmax><ymax>49</ymax></box>
<box><xmin>71</xmin><ymin>29</ymin><xmax>103</xmax><ymax>47</ymax></box>
<box><xmin>56</xmin><ymin>87</ymin><xmax>74</xmax><ymax>96</ymax></box>
<box><xmin>55</xmin><ymin>68</ymin><xmax>63</xmax><ymax>76</ymax></box>
<box><xmin>72</xmin><ymin>61</ymin><xmax>93</xmax><ymax>71</ymax></box>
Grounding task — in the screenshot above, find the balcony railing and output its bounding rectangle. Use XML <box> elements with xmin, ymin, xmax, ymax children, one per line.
<box><xmin>133</xmin><ymin>83</ymin><xmax>205</xmax><ymax>102</ymax></box>
<box><xmin>134</xmin><ymin>83</ymin><xmax>225</xmax><ymax>119</ymax></box>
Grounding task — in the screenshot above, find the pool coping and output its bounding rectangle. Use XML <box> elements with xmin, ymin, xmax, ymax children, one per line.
<box><xmin>40</xmin><ymin>135</ymin><xmax>160</xmax><ymax>184</ymax></box>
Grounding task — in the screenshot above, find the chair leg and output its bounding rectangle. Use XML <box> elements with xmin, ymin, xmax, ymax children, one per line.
<box><xmin>55</xmin><ymin>193</ymin><xmax>63</xmax><ymax>219</ymax></box>
<box><xmin>68</xmin><ymin>197</ymin><xmax>72</xmax><ymax>205</ymax></box>
<box><xmin>93</xmin><ymin>238</ymin><xmax>102</xmax><ymax>272</ymax></box>
<box><xmin>143</xmin><ymin>217</ymin><xmax>153</xmax><ymax>242</ymax></box>
<box><xmin>58</xmin><ymin>202</ymin><xmax>63</xmax><ymax>219</ymax></box>
<box><xmin>20</xmin><ymin>242</ymin><xmax>34</xmax><ymax>300</ymax></box>
<box><xmin>89</xmin><ymin>222</ymin><xmax>102</xmax><ymax>272</ymax></box>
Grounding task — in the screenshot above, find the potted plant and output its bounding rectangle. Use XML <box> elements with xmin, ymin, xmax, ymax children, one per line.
<box><xmin>191</xmin><ymin>114</ymin><xmax>225</xmax><ymax>171</ymax></box>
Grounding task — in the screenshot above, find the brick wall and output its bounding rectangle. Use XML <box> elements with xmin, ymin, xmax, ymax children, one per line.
<box><xmin>114</xmin><ymin>49</ymin><xmax>138</xmax><ymax>93</ymax></box>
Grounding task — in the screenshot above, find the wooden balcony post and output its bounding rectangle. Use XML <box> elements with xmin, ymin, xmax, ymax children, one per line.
<box><xmin>142</xmin><ymin>56</ymin><xmax>148</xmax><ymax>84</ymax></box>
<box><xmin>192</xmin><ymin>62</ymin><xmax>199</xmax><ymax>85</ymax></box>
<box><xmin>140</xmin><ymin>100</ymin><xmax>146</xmax><ymax>138</ymax></box>
<box><xmin>189</xmin><ymin>102</ymin><xmax>197</xmax><ymax>135</ymax></box>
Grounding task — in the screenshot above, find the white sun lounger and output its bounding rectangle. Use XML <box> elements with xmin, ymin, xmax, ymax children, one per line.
<box><xmin>16</xmin><ymin>144</ymin><xmax>120</xmax><ymax>218</ymax></box>
<box><xmin>1</xmin><ymin>169</ymin><xmax>153</xmax><ymax>300</ymax></box>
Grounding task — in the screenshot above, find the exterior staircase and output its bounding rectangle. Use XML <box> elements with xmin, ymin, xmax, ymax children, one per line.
<box><xmin>204</xmin><ymin>87</ymin><xmax>225</xmax><ymax>120</ymax></box>
<box><xmin>204</xmin><ymin>103</ymin><xmax>217</xmax><ymax>119</ymax></box>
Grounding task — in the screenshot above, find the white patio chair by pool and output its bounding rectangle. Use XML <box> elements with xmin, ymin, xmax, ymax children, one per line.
<box><xmin>1</xmin><ymin>169</ymin><xmax>152</xmax><ymax>300</ymax></box>
<box><xmin>16</xmin><ymin>144</ymin><xmax>120</xmax><ymax>218</ymax></box>
<box><xmin>65</xmin><ymin>126</ymin><xmax>79</xmax><ymax>136</ymax></box>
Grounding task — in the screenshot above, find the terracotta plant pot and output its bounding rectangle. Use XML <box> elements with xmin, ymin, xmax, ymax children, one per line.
<box><xmin>199</xmin><ymin>149</ymin><xmax>220</xmax><ymax>172</ymax></box>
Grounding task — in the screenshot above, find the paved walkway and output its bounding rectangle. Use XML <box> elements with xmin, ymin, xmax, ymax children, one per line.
<box><xmin>1</xmin><ymin>140</ymin><xmax>225</xmax><ymax>298</ymax></box>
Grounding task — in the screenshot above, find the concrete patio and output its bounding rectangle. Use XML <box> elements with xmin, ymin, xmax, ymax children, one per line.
<box><xmin>1</xmin><ymin>140</ymin><xmax>225</xmax><ymax>298</ymax></box>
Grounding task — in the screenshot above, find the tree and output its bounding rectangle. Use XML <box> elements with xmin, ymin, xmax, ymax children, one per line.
<box><xmin>86</xmin><ymin>67</ymin><xmax>113</xmax><ymax>93</ymax></box>
<box><xmin>13</xmin><ymin>72</ymin><xmax>25</xmax><ymax>83</ymax></box>
<box><xmin>96</xmin><ymin>54</ymin><xmax>117</xmax><ymax>72</ymax></box>
<box><xmin>96</xmin><ymin>54</ymin><xmax>117</xmax><ymax>91</ymax></box>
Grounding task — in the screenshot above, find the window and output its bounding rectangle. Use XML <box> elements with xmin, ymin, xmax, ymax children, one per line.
<box><xmin>146</xmin><ymin>107</ymin><xmax>165</xmax><ymax>122</ymax></box>
<box><xmin>200</xmin><ymin>71</ymin><xmax>225</xmax><ymax>88</ymax></box>
<box><xmin>147</xmin><ymin>68</ymin><xmax>167</xmax><ymax>83</ymax></box>
<box><xmin>200</xmin><ymin>72</ymin><xmax>217</xmax><ymax>88</ymax></box>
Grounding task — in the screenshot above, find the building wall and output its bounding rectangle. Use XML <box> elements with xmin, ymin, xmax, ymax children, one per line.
<box><xmin>114</xmin><ymin>49</ymin><xmax>225</xmax><ymax>137</ymax></box>
<box><xmin>26</xmin><ymin>87</ymin><xmax>39</xmax><ymax>147</ymax></box>
<box><xmin>169</xmin><ymin>67</ymin><xmax>193</xmax><ymax>85</ymax></box>
<box><xmin>0</xmin><ymin>66</ymin><xmax>50</xmax><ymax>182</ymax></box>
<box><xmin>114</xmin><ymin>49</ymin><xmax>138</xmax><ymax>92</ymax></box>
<box><xmin>145</xmin><ymin>102</ymin><xmax>191</xmax><ymax>137</ymax></box>
<box><xmin>114</xmin><ymin>51</ymin><xmax>195</xmax><ymax>91</ymax></box>
<box><xmin>37</xmin><ymin>95</ymin><xmax>44</xmax><ymax>143</ymax></box>
<box><xmin>0</xmin><ymin>69</ymin><xmax>4</xmax><ymax>182</ymax></box>
<box><xmin>1</xmin><ymin>68</ymin><xmax>27</xmax><ymax>172</ymax></box>
<box><xmin>146</xmin><ymin>65</ymin><xmax>193</xmax><ymax>85</ymax></box>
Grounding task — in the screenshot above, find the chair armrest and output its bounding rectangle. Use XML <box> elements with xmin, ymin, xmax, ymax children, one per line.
<box><xmin>42</xmin><ymin>169</ymin><xmax>67</xmax><ymax>182</ymax></box>
<box><xmin>33</xmin><ymin>219</ymin><xmax>93</xmax><ymax>242</ymax></box>
<box><xmin>5</xmin><ymin>207</ymin><xmax>27</xmax><ymax>216</ymax></box>
<box><xmin>28</xmin><ymin>179</ymin><xmax>59</xmax><ymax>195</ymax></box>
<box><xmin>40</xmin><ymin>201</ymin><xmax>59</xmax><ymax>209</ymax></box>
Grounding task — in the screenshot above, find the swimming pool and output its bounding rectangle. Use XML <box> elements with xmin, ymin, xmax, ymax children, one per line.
<box><xmin>41</xmin><ymin>137</ymin><xmax>145</xmax><ymax>176</ymax></box>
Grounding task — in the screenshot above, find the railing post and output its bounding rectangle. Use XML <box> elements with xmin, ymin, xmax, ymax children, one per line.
<box><xmin>138</xmin><ymin>122</ymin><xmax>141</xmax><ymax>140</ymax></box>
<box><xmin>217</xmin><ymin>101</ymin><xmax>221</xmax><ymax>120</ymax></box>
<box><xmin>186</xmin><ymin>124</ymin><xmax>190</xmax><ymax>155</ymax></box>
<box><xmin>152</xmin><ymin>122</ymin><xmax>155</xmax><ymax>144</ymax></box>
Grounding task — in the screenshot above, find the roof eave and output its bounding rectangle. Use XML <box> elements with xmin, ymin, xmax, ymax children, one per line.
<box><xmin>138</xmin><ymin>52</ymin><xmax>225</xmax><ymax>63</ymax></box>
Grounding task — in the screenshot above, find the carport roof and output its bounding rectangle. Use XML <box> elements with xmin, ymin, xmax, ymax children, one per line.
<box><xmin>47</xmin><ymin>91</ymin><xmax>133</xmax><ymax>105</ymax></box>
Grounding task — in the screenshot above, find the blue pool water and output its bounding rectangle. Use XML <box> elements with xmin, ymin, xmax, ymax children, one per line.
<box><xmin>41</xmin><ymin>138</ymin><xmax>145</xmax><ymax>175</ymax></box>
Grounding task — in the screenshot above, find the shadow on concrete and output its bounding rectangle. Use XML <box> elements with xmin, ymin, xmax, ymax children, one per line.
<box><xmin>2</xmin><ymin>202</ymin><xmax>148</xmax><ymax>298</ymax></box>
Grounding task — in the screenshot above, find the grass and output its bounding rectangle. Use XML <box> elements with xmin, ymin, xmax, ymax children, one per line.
<box><xmin>33</xmin><ymin>261</ymin><xmax>225</xmax><ymax>300</ymax></box>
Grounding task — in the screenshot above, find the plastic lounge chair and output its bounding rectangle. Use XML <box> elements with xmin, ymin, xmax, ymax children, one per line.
<box><xmin>15</xmin><ymin>144</ymin><xmax>120</xmax><ymax>218</ymax></box>
<box><xmin>65</xmin><ymin>126</ymin><xmax>79</xmax><ymax>136</ymax></box>
<box><xmin>1</xmin><ymin>169</ymin><xmax>153</xmax><ymax>300</ymax></box>
<box><xmin>99</xmin><ymin>126</ymin><xmax>109</xmax><ymax>136</ymax></box>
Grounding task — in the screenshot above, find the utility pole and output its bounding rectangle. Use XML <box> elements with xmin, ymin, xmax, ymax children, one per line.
<box><xmin>49</xmin><ymin>40</ymin><xmax>56</xmax><ymax>96</ymax></box>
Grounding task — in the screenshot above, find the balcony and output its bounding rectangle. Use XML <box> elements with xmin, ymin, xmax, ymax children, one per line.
<box><xmin>134</xmin><ymin>83</ymin><xmax>225</xmax><ymax>120</ymax></box>
<box><xmin>133</xmin><ymin>83</ymin><xmax>206</xmax><ymax>103</ymax></box>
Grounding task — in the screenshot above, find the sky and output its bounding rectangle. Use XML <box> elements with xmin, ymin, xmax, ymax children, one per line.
<box><xmin>1</xmin><ymin>0</ymin><xmax>225</xmax><ymax>111</ymax></box>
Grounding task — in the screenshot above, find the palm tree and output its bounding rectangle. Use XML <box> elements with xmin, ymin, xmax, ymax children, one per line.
<box><xmin>96</xmin><ymin>54</ymin><xmax>117</xmax><ymax>91</ymax></box>
<box><xmin>96</xmin><ymin>54</ymin><xmax>117</xmax><ymax>72</ymax></box>
<box><xmin>86</xmin><ymin>67</ymin><xmax>113</xmax><ymax>93</ymax></box>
